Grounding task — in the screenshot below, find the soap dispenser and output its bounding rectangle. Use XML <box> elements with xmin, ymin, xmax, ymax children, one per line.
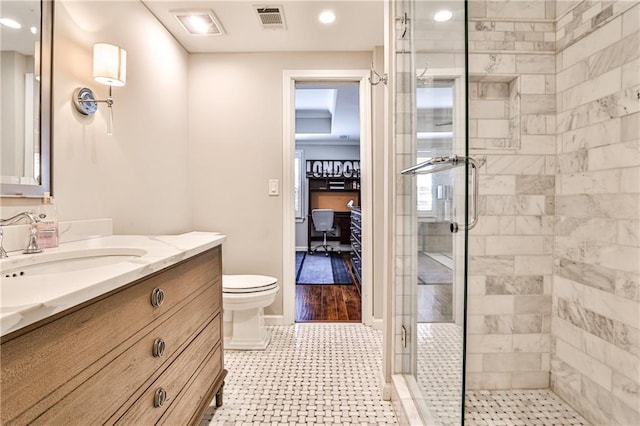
<box><xmin>36</xmin><ymin>192</ymin><xmax>59</xmax><ymax>248</ymax></box>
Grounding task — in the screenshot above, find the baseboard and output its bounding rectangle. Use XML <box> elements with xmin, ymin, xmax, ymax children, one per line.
<box><xmin>391</xmin><ymin>374</ymin><xmax>427</xmax><ymax>426</ymax></box>
<box><xmin>370</xmin><ymin>317</ymin><xmax>383</xmax><ymax>331</ymax></box>
<box><xmin>264</xmin><ymin>315</ymin><xmax>286</xmax><ymax>326</ymax></box>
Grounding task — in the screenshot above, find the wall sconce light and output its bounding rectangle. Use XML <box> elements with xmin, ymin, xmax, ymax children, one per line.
<box><xmin>72</xmin><ymin>43</ymin><xmax>127</xmax><ymax>135</ymax></box>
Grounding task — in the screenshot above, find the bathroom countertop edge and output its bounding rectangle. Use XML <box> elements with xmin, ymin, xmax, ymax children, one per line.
<box><xmin>0</xmin><ymin>231</ymin><xmax>226</xmax><ymax>337</ymax></box>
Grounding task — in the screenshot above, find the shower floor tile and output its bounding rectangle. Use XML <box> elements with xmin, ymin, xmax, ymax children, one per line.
<box><xmin>465</xmin><ymin>389</ymin><xmax>591</xmax><ymax>425</ymax></box>
<box><xmin>416</xmin><ymin>323</ymin><xmax>591</xmax><ymax>426</ymax></box>
<box><xmin>207</xmin><ymin>324</ymin><xmax>397</xmax><ymax>425</ymax></box>
<box><xmin>417</xmin><ymin>323</ymin><xmax>464</xmax><ymax>424</ymax></box>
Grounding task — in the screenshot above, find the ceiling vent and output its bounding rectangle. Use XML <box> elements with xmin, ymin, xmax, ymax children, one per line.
<box><xmin>254</xmin><ymin>5</ymin><xmax>287</xmax><ymax>30</ymax></box>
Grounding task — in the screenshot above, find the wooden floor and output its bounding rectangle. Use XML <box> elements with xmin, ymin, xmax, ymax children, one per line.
<box><xmin>295</xmin><ymin>253</ymin><xmax>361</xmax><ymax>322</ymax></box>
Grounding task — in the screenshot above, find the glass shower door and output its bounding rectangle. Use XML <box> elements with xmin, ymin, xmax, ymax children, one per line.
<box><xmin>396</xmin><ymin>0</ymin><xmax>471</xmax><ymax>424</ymax></box>
<box><xmin>402</xmin><ymin>91</ymin><xmax>473</xmax><ymax>426</ymax></box>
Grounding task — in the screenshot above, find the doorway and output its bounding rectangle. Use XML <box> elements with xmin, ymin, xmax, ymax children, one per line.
<box><xmin>294</xmin><ymin>82</ymin><xmax>362</xmax><ymax>322</ymax></box>
<box><xmin>282</xmin><ymin>70</ymin><xmax>373</xmax><ymax>327</ymax></box>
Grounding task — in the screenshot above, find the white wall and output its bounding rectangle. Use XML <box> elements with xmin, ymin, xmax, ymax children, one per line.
<box><xmin>2</xmin><ymin>0</ymin><xmax>191</xmax><ymax>235</ymax></box>
<box><xmin>188</xmin><ymin>52</ymin><xmax>373</xmax><ymax>315</ymax></box>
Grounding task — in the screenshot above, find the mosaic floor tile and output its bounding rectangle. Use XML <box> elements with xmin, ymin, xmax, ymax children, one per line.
<box><xmin>207</xmin><ymin>323</ymin><xmax>591</xmax><ymax>425</ymax></box>
<box><xmin>465</xmin><ymin>389</ymin><xmax>591</xmax><ymax>426</ymax></box>
<box><xmin>416</xmin><ymin>323</ymin><xmax>464</xmax><ymax>425</ymax></box>
<box><xmin>208</xmin><ymin>324</ymin><xmax>397</xmax><ymax>425</ymax></box>
<box><xmin>415</xmin><ymin>323</ymin><xmax>591</xmax><ymax>426</ymax></box>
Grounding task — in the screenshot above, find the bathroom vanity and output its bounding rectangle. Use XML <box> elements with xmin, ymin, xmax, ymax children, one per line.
<box><xmin>0</xmin><ymin>231</ymin><xmax>226</xmax><ymax>425</ymax></box>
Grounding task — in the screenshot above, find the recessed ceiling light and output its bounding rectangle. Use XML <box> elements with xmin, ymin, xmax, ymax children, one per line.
<box><xmin>433</xmin><ymin>10</ymin><xmax>453</xmax><ymax>22</ymax></box>
<box><xmin>0</xmin><ymin>18</ymin><xmax>22</xmax><ymax>29</ymax></box>
<box><xmin>30</xmin><ymin>26</ymin><xmax>37</xmax><ymax>34</ymax></box>
<box><xmin>319</xmin><ymin>10</ymin><xmax>336</xmax><ymax>24</ymax></box>
<box><xmin>172</xmin><ymin>10</ymin><xmax>225</xmax><ymax>35</ymax></box>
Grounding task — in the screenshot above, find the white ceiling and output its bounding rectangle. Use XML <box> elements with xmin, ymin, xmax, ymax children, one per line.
<box><xmin>141</xmin><ymin>1</ymin><xmax>383</xmax><ymax>143</ymax></box>
<box><xmin>2</xmin><ymin>0</ymin><xmax>458</xmax><ymax>143</ymax></box>
<box><xmin>295</xmin><ymin>83</ymin><xmax>360</xmax><ymax>141</ymax></box>
<box><xmin>0</xmin><ymin>1</ymin><xmax>40</xmax><ymax>55</ymax></box>
<box><xmin>142</xmin><ymin>1</ymin><xmax>384</xmax><ymax>53</ymax></box>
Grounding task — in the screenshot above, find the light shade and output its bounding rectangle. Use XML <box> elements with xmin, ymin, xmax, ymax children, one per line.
<box><xmin>93</xmin><ymin>43</ymin><xmax>126</xmax><ymax>87</ymax></box>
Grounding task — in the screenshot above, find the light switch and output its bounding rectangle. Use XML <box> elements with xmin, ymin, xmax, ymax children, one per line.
<box><xmin>269</xmin><ymin>179</ymin><xmax>279</xmax><ymax>196</ymax></box>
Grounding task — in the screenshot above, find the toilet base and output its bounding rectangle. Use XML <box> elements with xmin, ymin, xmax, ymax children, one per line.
<box><xmin>224</xmin><ymin>307</ymin><xmax>272</xmax><ymax>350</ymax></box>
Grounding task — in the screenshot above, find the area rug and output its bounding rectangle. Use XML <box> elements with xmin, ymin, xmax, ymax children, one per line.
<box><xmin>296</xmin><ymin>252</ymin><xmax>353</xmax><ymax>285</ymax></box>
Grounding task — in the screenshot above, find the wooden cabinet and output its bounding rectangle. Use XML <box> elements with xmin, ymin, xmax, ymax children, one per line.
<box><xmin>350</xmin><ymin>207</ymin><xmax>362</xmax><ymax>285</ymax></box>
<box><xmin>0</xmin><ymin>247</ymin><xmax>226</xmax><ymax>426</ymax></box>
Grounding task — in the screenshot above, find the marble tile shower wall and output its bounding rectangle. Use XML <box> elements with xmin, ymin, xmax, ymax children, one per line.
<box><xmin>393</xmin><ymin>3</ymin><xmax>638</xmax><ymax>423</ymax></box>
<box><xmin>466</xmin><ymin>0</ymin><xmax>557</xmax><ymax>390</ymax></box>
<box><xmin>551</xmin><ymin>1</ymin><xmax>639</xmax><ymax>425</ymax></box>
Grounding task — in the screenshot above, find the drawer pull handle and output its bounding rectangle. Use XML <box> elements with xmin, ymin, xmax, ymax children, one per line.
<box><xmin>153</xmin><ymin>338</ymin><xmax>166</xmax><ymax>357</ymax></box>
<box><xmin>154</xmin><ymin>387</ymin><xmax>167</xmax><ymax>408</ymax></box>
<box><xmin>150</xmin><ymin>288</ymin><xmax>165</xmax><ymax>307</ymax></box>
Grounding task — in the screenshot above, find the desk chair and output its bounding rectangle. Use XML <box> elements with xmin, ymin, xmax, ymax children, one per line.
<box><xmin>311</xmin><ymin>209</ymin><xmax>338</xmax><ymax>256</ymax></box>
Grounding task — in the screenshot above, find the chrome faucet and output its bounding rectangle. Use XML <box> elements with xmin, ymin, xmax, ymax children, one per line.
<box><xmin>0</xmin><ymin>212</ymin><xmax>43</xmax><ymax>256</ymax></box>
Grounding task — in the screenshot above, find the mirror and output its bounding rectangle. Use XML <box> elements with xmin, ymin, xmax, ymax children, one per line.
<box><xmin>1</xmin><ymin>0</ymin><xmax>52</xmax><ymax>197</ymax></box>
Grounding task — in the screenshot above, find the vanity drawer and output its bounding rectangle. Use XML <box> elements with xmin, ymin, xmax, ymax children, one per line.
<box><xmin>115</xmin><ymin>318</ymin><xmax>222</xmax><ymax>425</ymax></box>
<box><xmin>159</xmin><ymin>344</ymin><xmax>223</xmax><ymax>425</ymax></box>
<box><xmin>0</xmin><ymin>248</ymin><xmax>221</xmax><ymax>425</ymax></box>
<box><xmin>27</xmin><ymin>283</ymin><xmax>221</xmax><ymax>425</ymax></box>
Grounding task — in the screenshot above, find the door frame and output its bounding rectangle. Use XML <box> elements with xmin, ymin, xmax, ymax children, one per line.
<box><xmin>282</xmin><ymin>69</ymin><xmax>373</xmax><ymax>326</ymax></box>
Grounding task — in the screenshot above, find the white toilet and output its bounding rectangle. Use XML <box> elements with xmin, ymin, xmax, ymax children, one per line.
<box><xmin>222</xmin><ymin>274</ymin><xmax>279</xmax><ymax>350</ymax></box>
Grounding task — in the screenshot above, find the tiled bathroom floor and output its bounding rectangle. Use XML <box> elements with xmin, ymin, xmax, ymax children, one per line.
<box><xmin>416</xmin><ymin>323</ymin><xmax>464</xmax><ymax>424</ymax></box>
<box><xmin>207</xmin><ymin>323</ymin><xmax>590</xmax><ymax>425</ymax></box>
<box><xmin>415</xmin><ymin>323</ymin><xmax>590</xmax><ymax>426</ymax></box>
<box><xmin>208</xmin><ymin>324</ymin><xmax>397</xmax><ymax>425</ymax></box>
<box><xmin>465</xmin><ymin>389</ymin><xmax>591</xmax><ymax>426</ymax></box>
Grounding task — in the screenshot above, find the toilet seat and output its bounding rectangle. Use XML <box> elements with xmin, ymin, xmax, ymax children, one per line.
<box><xmin>223</xmin><ymin>274</ymin><xmax>278</xmax><ymax>294</ymax></box>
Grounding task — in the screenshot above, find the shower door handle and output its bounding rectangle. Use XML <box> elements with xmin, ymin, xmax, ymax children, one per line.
<box><xmin>450</xmin><ymin>157</ymin><xmax>479</xmax><ymax>233</ymax></box>
<box><xmin>401</xmin><ymin>155</ymin><xmax>480</xmax><ymax>233</ymax></box>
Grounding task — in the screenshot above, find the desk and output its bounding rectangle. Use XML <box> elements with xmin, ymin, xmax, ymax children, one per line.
<box><xmin>307</xmin><ymin>178</ymin><xmax>360</xmax><ymax>253</ymax></box>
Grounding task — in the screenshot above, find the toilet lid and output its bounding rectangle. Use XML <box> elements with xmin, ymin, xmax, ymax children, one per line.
<box><xmin>222</xmin><ymin>274</ymin><xmax>278</xmax><ymax>294</ymax></box>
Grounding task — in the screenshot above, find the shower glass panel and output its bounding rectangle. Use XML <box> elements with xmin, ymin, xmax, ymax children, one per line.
<box><xmin>400</xmin><ymin>0</ymin><xmax>468</xmax><ymax>424</ymax></box>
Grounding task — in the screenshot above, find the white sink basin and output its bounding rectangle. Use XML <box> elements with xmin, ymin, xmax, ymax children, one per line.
<box><xmin>0</xmin><ymin>248</ymin><xmax>147</xmax><ymax>312</ymax></box>
<box><xmin>1</xmin><ymin>248</ymin><xmax>147</xmax><ymax>279</ymax></box>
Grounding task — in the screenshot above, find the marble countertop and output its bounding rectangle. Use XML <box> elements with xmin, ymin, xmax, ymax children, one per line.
<box><xmin>0</xmin><ymin>232</ymin><xmax>226</xmax><ymax>336</ymax></box>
